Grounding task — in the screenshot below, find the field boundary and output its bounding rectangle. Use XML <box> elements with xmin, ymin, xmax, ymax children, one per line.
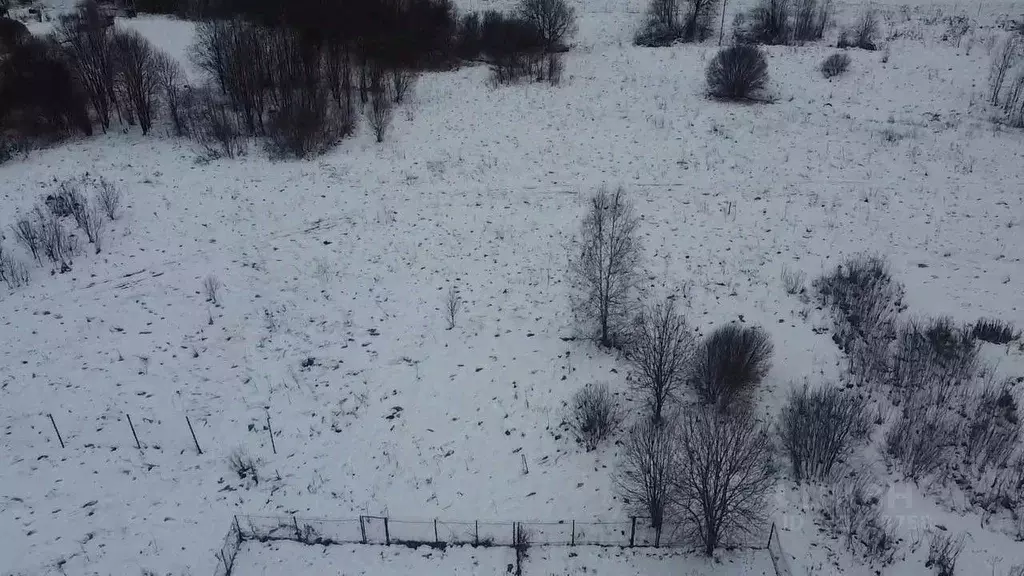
<box><xmin>214</xmin><ymin>513</ymin><xmax>788</xmax><ymax>576</ymax></box>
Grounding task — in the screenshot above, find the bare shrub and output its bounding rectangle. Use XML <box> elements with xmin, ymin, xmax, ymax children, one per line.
<box><xmin>779</xmin><ymin>383</ymin><xmax>869</xmax><ymax>482</ymax></box>
<box><xmin>690</xmin><ymin>324</ymin><xmax>773</xmax><ymax>412</ymax></box>
<box><xmin>780</xmin><ymin>264</ymin><xmax>806</xmax><ymax>294</ymax></box>
<box><xmin>0</xmin><ymin>250</ymin><xmax>31</xmax><ymax>289</ymax></box>
<box><xmin>36</xmin><ymin>207</ymin><xmax>78</xmax><ymax>272</ymax></box>
<box><xmin>12</xmin><ymin>218</ymin><xmax>41</xmax><ymax>263</ymax></box>
<box><xmin>792</xmin><ymin>0</ymin><xmax>831</xmax><ymax>42</ymax></box>
<box><xmin>1005</xmin><ymin>70</ymin><xmax>1024</xmax><ymax>127</ymax></box>
<box><xmin>926</xmin><ymin>531</ymin><xmax>965</xmax><ymax>576</ymax></box>
<box><xmin>705</xmin><ymin>45</ymin><xmax>769</xmax><ymax>101</ymax></box>
<box><xmin>444</xmin><ymin>286</ymin><xmax>462</xmax><ymax>330</ymax></box>
<box><xmin>889</xmin><ymin>317</ymin><xmax>977</xmax><ymax>408</ymax></box>
<box><xmin>628</xmin><ymin>298</ymin><xmax>695</xmax><ymax>423</ymax></box>
<box><xmin>227</xmin><ymin>448</ymin><xmax>261</xmax><ymax>485</ymax></box>
<box><xmin>192</xmin><ymin>87</ymin><xmax>244</xmax><ymax>159</ymax></box>
<box><xmin>671</xmin><ymin>409</ymin><xmax>775</xmax><ymax>555</ymax></box>
<box><xmin>203</xmin><ymin>274</ymin><xmax>221</xmax><ymax>306</ymax></box>
<box><xmin>885</xmin><ymin>402</ymin><xmax>960</xmax><ymax>480</ymax></box>
<box><xmin>821</xmin><ymin>51</ymin><xmax>850</xmax><ymax>78</ymax></box>
<box><xmin>822</xmin><ymin>471</ymin><xmax>899</xmax><ymax>564</ymax></box>
<box><xmin>368</xmin><ymin>91</ymin><xmax>394</xmax><ymax>144</ymax></box>
<box><xmin>481</xmin><ymin>11</ymin><xmax>544</xmax><ymax>85</ymax></box>
<box><xmin>616</xmin><ymin>418</ymin><xmax>676</xmax><ymax>530</ymax></box>
<box><xmin>267</xmin><ymin>91</ymin><xmax>349</xmax><ymax>159</ymax></box>
<box><xmin>80</xmin><ymin>202</ymin><xmax>105</xmax><ymax>253</ymax></box>
<box><xmin>96</xmin><ymin>177</ymin><xmax>122</xmax><ymax>220</ymax></box>
<box><xmin>965</xmin><ymin>379</ymin><xmax>1020</xmax><ymax>473</ymax></box>
<box><xmin>110</xmin><ymin>29</ymin><xmax>162</xmax><ymax>135</ymax></box>
<box><xmin>814</xmin><ymin>253</ymin><xmax>904</xmax><ymax>359</ymax></box>
<box><xmin>568</xmin><ymin>382</ymin><xmax>619</xmax><ymax>451</ymax></box>
<box><xmin>989</xmin><ymin>36</ymin><xmax>1019</xmax><ymax>106</ymax></box>
<box><xmin>570</xmin><ymin>186</ymin><xmax>642</xmax><ymax>349</ymax></box>
<box><xmin>972</xmin><ymin>318</ymin><xmax>1020</xmax><ymax>344</ymax></box>
<box><xmin>844</xmin><ymin>9</ymin><xmax>879</xmax><ymax>50</ymax></box>
<box><xmin>515</xmin><ymin>0</ymin><xmax>576</xmax><ymax>52</ymax></box>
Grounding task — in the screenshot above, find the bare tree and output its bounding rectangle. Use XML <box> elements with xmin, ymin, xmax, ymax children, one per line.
<box><xmin>203</xmin><ymin>274</ymin><xmax>221</xmax><ymax>305</ymax></box>
<box><xmin>671</xmin><ymin>409</ymin><xmax>776</xmax><ymax>555</ymax></box>
<box><xmin>682</xmin><ymin>0</ymin><xmax>719</xmax><ymax>41</ymax></box>
<box><xmin>616</xmin><ymin>418</ymin><xmax>676</xmax><ymax>530</ymax></box>
<box><xmin>571</xmin><ymin>186</ymin><xmax>642</xmax><ymax>349</ymax></box>
<box><xmin>629</xmin><ymin>298</ymin><xmax>695</xmax><ymax>423</ymax></box>
<box><xmin>56</xmin><ymin>1</ymin><xmax>117</xmax><ymax>131</ymax></box>
<box><xmin>635</xmin><ymin>0</ymin><xmax>683</xmax><ymax>46</ymax></box>
<box><xmin>515</xmin><ymin>0</ymin><xmax>576</xmax><ymax>52</ymax></box>
<box><xmin>989</xmin><ymin>36</ymin><xmax>1019</xmax><ymax>106</ymax></box>
<box><xmin>445</xmin><ymin>285</ymin><xmax>462</xmax><ymax>330</ymax></box>
<box><xmin>391</xmin><ymin>68</ymin><xmax>417</xmax><ymax>104</ymax></box>
<box><xmin>154</xmin><ymin>50</ymin><xmax>187</xmax><ymax>136</ymax></box>
<box><xmin>111</xmin><ymin>29</ymin><xmax>162</xmax><ymax>135</ymax></box>
<box><xmin>12</xmin><ymin>218</ymin><xmax>42</xmax><ymax>263</ymax></box>
<box><xmin>779</xmin><ymin>383</ymin><xmax>869</xmax><ymax>482</ymax></box>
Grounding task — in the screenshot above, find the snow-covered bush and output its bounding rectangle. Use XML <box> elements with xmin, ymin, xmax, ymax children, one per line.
<box><xmin>96</xmin><ymin>177</ymin><xmax>122</xmax><ymax>221</ymax></box>
<box><xmin>838</xmin><ymin>8</ymin><xmax>879</xmax><ymax>50</ymax></box>
<box><xmin>705</xmin><ymin>45</ymin><xmax>769</xmax><ymax>100</ymax></box>
<box><xmin>965</xmin><ymin>380</ymin><xmax>1021</xmax><ymax>473</ymax></box>
<box><xmin>926</xmin><ymin>531</ymin><xmax>965</xmax><ymax>576</ymax></box>
<box><xmin>734</xmin><ymin>0</ymin><xmax>791</xmax><ymax>45</ymax></box>
<box><xmin>814</xmin><ymin>253</ymin><xmax>904</xmax><ymax>360</ymax></box>
<box><xmin>792</xmin><ymin>0</ymin><xmax>831</xmax><ymax>42</ymax></box>
<box><xmin>972</xmin><ymin>318</ymin><xmax>1020</xmax><ymax>344</ymax></box>
<box><xmin>568</xmin><ymin>382</ymin><xmax>619</xmax><ymax>451</ymax></box>
<box><xmin>889</xmin><ymin>317</ymin><xmax>977</xmax><ymax>408</ymax></box>
<box><xmin>779</xmin><ymin>383</ymin><xmax>869</xmax><ymax>482</ymax></box>
<box><xmin>821</xmin><ymin>52</ymin><xmax>850</xmax><ymax>78</ymax></box>
<box><xmin>885</xmin><ymin>403</ymin><xmax>960</xmax><ymax>480</ymax></box>
<box><xmin>227</xmin><ymin>448</ymin><xmax>261</xmax><ymax>485</ymax></box>
<box><xmin>690</xmin><ymin>324</ymin><xmax>773</xmax><ymax>412</ymax></box>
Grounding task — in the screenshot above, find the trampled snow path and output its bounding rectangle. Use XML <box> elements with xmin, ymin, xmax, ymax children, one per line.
<box><xmin>3</xmin><ymin>1</ymin><xmax>1024</xmax><ymax>576</ymax></box>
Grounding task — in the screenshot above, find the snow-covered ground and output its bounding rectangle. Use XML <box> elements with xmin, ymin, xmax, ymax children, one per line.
<box><xmin>230</xmin><ymin>541</ymin><xmax>774</xmax><ymax>576</ymax></box>
<box><xmin>2</xmin><ymin>0</ymin><xmax>1024</xmax><ymax>575</ymax></box>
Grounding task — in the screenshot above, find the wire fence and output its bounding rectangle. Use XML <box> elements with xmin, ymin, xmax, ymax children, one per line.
<box><xmin>214</xmin><ymin>513</ymin><xmax>784</xmax><ymax>576</ymax></box>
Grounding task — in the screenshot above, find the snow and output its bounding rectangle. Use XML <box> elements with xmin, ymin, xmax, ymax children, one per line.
<box><xmin>3</xmin><ymin>1</ymin><xmax>1024</xmax><ymax>576</ymax></box>
<box><xmin>229</xmin><ymin>541</ymin><xmax>774</xmax><ymax>576</ymax></box>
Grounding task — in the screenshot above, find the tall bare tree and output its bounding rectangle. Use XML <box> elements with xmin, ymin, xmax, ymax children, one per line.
<box><xmin>571</xmin><ymin>186</ymin><xmax>642</xmax><ymax>348</ymax></box>
<box><xmin>629</xmin><ymin>298</ymin><xmax>694</xmax><ymax>423</ymax></box>
<box><xmin>154</xmin><ymin>50</ymin><xmax>186</xmax><ymax>136</ymax></box>
<box><xmin>56</xmin><ymin>1</ymin><xmax>116</xmax><ymax>131</ymax></box>
<box><xmin>616</xmin><ymin>417</ymin><xmax>676</xmax><ymax>530</ymax></box>
<box><xmin>111</xmin><ymin>29</ymin><xmax>161</xmax><ymax>135</ymax></box>
<box><xmin>671</xmin><ymin>409</ymin><xmax>776</xmax><ymax>555</ymax></box>
<box><xmin>515</xmin><ymin>0</ymin><xmax>576</xmax><ymax>52</ymax></box>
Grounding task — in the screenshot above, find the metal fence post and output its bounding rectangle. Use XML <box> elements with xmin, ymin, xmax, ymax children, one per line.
<box><xmin>384</xmin><ymin>517</ymin><xmax>391</xmax><ymax>546</ymax></box>
<box><xmin>629</xmin><ymin>517</ymin><xmax>636</xmax><ymax>547</ymax></box>
<box><xmin>767</xmin><ymin>522</ymin><xmax>775</xmax><ymax>550</ymax></box>
<box><xmin>360</xmin><ymin>516</ymin><xmax>367</xmax><ymax>544</ymax></box>
<box><xmin>475</xmin><ymin>520</ymin><xmax>479</xmax><ymax>546</ymax></box>
<box><xmin>434</xmin><ymin>519</ymin><xmax>439</xmax><ymax>546</ymax></box>
<box><xmin>571</xmin><ymin>520</ymin><xmax>575</xmax><ymax>546</ymax></box>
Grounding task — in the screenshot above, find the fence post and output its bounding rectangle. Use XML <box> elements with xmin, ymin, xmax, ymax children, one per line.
<box><xmin>629</xmin><ymin>517</ymin><xmax>636</xmax><ymax>547</ymax></box>
<box><xmin>126</xmin><ymin>413</ymin><xmax>141</xmax><ymax>450</ymax></box>
<box><xmin>571</xmin><ymin>520</ymin><xmax>575</xmax><ymax>546</ymax></box>
<box><xmin>434</xmin><ymin>518</ymin><xmax>439</xmax><ymax>546</ymax></box>
<box><xmin>186</xmin><ymin>415</ymin><xmax>202</xmax><ymax>454</ymax></box>
<box><xmin>384</xmin><ymin>517</ymin><xmax>390</xmax><ymax>546</ymax></box>
<box><xmin>360</xmin><ymin>516</ymin><xmax>367</xmax><ymax>544</ymax></box>
<box><xmin>767</xmin><ymin>522</ymin><xmax>775</xmax><ymax>549</ymax></box>
<box><xmin>475</xmin><ymin>520</ymin><xmax>479</xmax><ymax>546</ymax></box>
<box><xmin>48</xmin><ymin>413</ymin><xmax>65</xmax><ymax>449</ymax></box>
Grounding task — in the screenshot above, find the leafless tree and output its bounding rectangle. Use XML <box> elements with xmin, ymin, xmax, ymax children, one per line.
<box><xmin>111</xmin><ymin>29</ymin><xmax>162</xmax><ymax>135</ymax></box>
<box><xmin>0</xmin><ymin>250</ymin><xmax>31</xmax><ymax>289</ymax></box>
<box><xmin>203</xmin><ymin>274</ymin><xmax>222</xmax><ymax>306</ymax></box>
<box><xmin>56</xmin><ymin>1</ymin><xmax>117</xmax><ymax>131</ymax></box>
<box><xmin>96</xmin><ymin>176</ymin><xmax>122</xmax><ymax>220</ymax></box>
<box><xmin>616</xmin><ymin>417</ymin><xmax>676</xmax><ymax>530</ymax></box>
<box><xmin>690</xmin><ymin>324</ymin><xmax>773</xmax><ymax>412</ymax></box>
<box><xmin>671</xmin><ymin>409</ymin><xmax>776</xmax><ymax>555</ymax></box>
<box><xmin>629</xmin><ymin>298</ymin><xmax>694</xmax><ymax>423</ymax></box>
<box><xmin>682</xmin><ymin>0</ymin><xmax>718</xmax><ymax>41</ymax></box>
<box><xmin>391</xmin><ymin>68</ymin><xmax>417</xmax><ymax>104</ymax></box>
<box><xmin>635</xmin><ymin>0</ymin><xmax>683</xmax><ymax>46</ymax></box>
<box><xmin>989</xmin><ymin>36</ymin><xmax>1019</xmax><ymax>106</ymax></box>
<box><xmin>445</xmin><ymin>286</ymin><xmax>462</xmax><ymax>330</ymax></box>
<box><xmin>779</xmin><ymin>383</ymin><xmax>869</xmax><ymax>482</ymax></box>
<box><xmin>154</xmin><ymin>50</ymin><xmax>187</xmax><ymax>136</ymax></box>
<box><xmin>571</xmin><ymin>186</ymin><xmax>642</xmax><ymax>349</ymax></box>
<box><xmin>515</xmin><ymin>0</ymin><xmax>576</xmax><ymax>52</ymax></box>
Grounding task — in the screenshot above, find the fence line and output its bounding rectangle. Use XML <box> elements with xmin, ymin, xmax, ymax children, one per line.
<box><xmin>214</xmin><ymin>513</ymin><xmax>786</xmax><ymax>576</ymax></box>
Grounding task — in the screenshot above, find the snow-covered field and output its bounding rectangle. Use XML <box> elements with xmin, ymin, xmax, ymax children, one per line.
<box><xmin>230</xmin><ymin>541</ymin><xmax>774</xmax><ymax>576</ymax></box>
<box><xmin>2</xmin><ymin>0</ymin><xmax>1024</xmax><ymax>575</ymax></box>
